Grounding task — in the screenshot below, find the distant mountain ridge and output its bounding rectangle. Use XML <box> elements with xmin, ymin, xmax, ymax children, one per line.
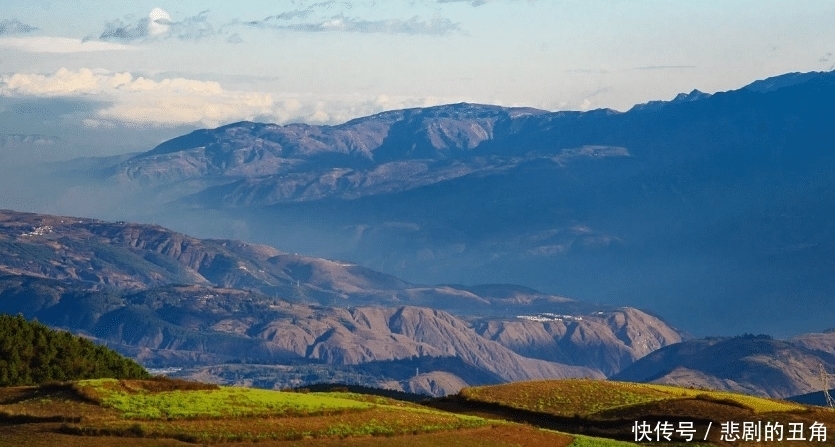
<box><xmin>0</xmin><ymin>209</ymin><xmax>596</xmax><ymax>314</ymax></box>
<box><xmin>112</xmin><ymin>70</ymin><xmax>835</xmax><ymax>206</ymax></box>
<box><xmin>110</xmin><ymin>103</ymin><xmax>635</xmax><ymax>207</ymax></box>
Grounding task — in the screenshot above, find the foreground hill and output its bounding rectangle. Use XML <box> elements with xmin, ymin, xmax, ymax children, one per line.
<box><xmin>68</xmin><ymin>69</ymin><xmax>835</xmax><ymax>336</ymax></box>
<box><xmin>0</xmin><ymin>209</ymin><xmax>682</xmax><ymax>394</ymax></box>
<box><xmin>0</xmin><ymin>378</ymin><xmax>600</xmax><ymax>446</ymax></box>
<box><xmin>0</xmin><ymin>314</ymin><xmax>148</xmax><ymax>386</ymax></box>
<box><xmin>7</xmin><ymin>377</ymin><xmax>821</xmax><ymax>446</ymax></box>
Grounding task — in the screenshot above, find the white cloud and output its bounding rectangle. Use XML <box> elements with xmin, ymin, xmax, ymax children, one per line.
<box><xmin>0</xmin><ymin>36</ymin><xmax>134</xmax><ymax>53</ymax></box>
<box><xmin>99</xmin><ymin>90</ymin><xmax>275</xmax><ymax>127</ymax></box>
<box><xmin>0</xmin><ymin>68</ymin><xmax>468</xmax><ymax>128</ymax></box>
<box><xmin>147</xmin><ymin>8</ymin><xmax>172</xmax><ymax>37</ymax></box>
<box><xmin>1</xmin><ymin>68</ymin><xmax>105</xmax><ymax>95</ymax></box>
<box><xmin>82</xmin><ymin>118</ymin><xmax>116</xmax><ymax>129</ymax></box>
<box><xmin>0</xmin><ymin>68</ymin><xmax>273</xmax><ymax>127</ymax></box>
<box><xmin>307</xmin><ymin>109</ymin><xmax>330</xmax><ymax>123</ymax></box>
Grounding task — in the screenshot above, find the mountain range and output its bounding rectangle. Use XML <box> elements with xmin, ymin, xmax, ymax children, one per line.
<box><xmin>6</xmin><ymin>68</ymin><xmax>835</xmax><ymax>398</ymax></box>
<box><xmin>46</xmin><ymin>69</ymin><xmax>835</xmax><ymax>337</ymax></box>
<box><xmin>0</xmin><ymin>209</ymin><xmax>682</xmax><ymax>395</ymax></box>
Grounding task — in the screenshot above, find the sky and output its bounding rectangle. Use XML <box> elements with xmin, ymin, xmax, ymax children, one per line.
<box><xmin>1</xmin><ymin>0</ymin><xmax>835</xmax><ymax>157</ymax></box>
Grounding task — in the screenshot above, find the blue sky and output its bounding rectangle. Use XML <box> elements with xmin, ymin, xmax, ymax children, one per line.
<box><xmin>1</xmin><ymin>0</ymin><xmax>834</xmax><ymax>149</ymax></box>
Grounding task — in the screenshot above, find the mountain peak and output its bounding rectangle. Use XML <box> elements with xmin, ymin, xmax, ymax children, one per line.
<box><xmin>672</xmin><ymin>89</ymin><xmax>710</xmax><ymax>102</ymax></box>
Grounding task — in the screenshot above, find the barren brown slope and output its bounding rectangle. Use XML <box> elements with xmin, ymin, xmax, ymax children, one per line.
<box><xmin>397</xmin><ymin>371</ymin><xmax>471</xmax><ymax>396</ymax></box>
<box><xmin>254</xmin><ymin>306</ymin><xmax>601</xmax><ymax>382</ymax></box>
<box><xmin>789</xmin><ymin>329</ymin><xmax>835</xmax><ymax>357</ymax></box>
<box><xmin>475</xmin><ymin>307</ymin><xmax>682</xmax><ymax>376</ymax></box>
<box><xmin>0</xmin><ymin>278</ymin><xmax>598</xmax><ymax>395</ymax></box>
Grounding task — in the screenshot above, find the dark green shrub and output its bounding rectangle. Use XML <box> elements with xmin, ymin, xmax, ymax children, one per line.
<box><xmin>0</xmin><ymin>313</ymin><xmax>150</xmax><ymax>386</ymax></box>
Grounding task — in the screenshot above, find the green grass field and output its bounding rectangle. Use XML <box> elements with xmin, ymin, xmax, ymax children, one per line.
<box><xmin>58</xmin><ymin>378</ymin><xmax>496</xmax><ymax>442</ymax></box>
<box><xmin>75</xmin><ymin>378</ymin><xmax>373</xmax><ymax>419</ymax></box>
<box><xmin>2</xmin><ymin>378</ymin><xmax>623</xmax><ymax>446</ymax></box>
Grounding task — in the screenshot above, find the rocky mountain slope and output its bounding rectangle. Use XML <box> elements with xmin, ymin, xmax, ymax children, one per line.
<box><xmin>0</xmin><ymin>209</ymin><xmax>682</xmax><ymax>395</ymax></box>
<box><xmin>111</xmin><ymin>104</ymin><xmax>548</xmax><ymax>198</ymax></box>
<box><xmin>612</xmin><ymin>335</ymin><xmax>835</xmax><ymax>398</ymax></box>
<box><xmin>475</xmin><ymin>307</ymin><xmax>680</xmax><ymax>376</ymax></box>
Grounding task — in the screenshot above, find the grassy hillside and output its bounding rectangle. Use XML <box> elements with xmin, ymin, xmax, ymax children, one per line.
<box><xmin>13</xmin><ymin>376</ymin><xmax>828</xmax><ymax>445</ymax></box>
<box><xmin>0</xmin><ymin>314</ymin><xmax>149</xmax><ymax>386</ymax></box>
<box><xmin>0</xmin><ymin>378</ymin><xmax>634</xmax><ymax>446</ymax></box>
<box><xmin>459</xmin><ymin>379</ymin><xmax>806</xmax><ymax>417</ymax></box>
<box><xmin>440</xmin><ymin>379</ymin><xmax>833</xmax><ymax>445</ymax></box>
<box><xmin>6</xmin><ymin>377</ymin><xmax>832</xmax><ymax>445</ymax></box>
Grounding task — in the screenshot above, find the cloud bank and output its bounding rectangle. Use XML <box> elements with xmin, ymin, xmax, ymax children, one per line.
<box><xmin>0</xmin><ymin>68</ymin><xmax>461</xmax><ymax>128</ymax></box>
<box><xmin>0</xmin><ymin>68</ymin><xmax>272</xmax><ymax>127</ymax></box>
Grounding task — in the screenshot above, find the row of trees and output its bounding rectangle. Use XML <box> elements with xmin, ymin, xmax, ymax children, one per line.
<box><xmin>0</xmin><ymin>313</ymin><xmax>149</xmax><ymax>386</ymax></box>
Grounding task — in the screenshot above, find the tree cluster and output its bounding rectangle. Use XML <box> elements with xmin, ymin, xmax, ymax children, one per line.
<box><xmin>0</xmin><ymin>313</ymin><xmax>149</xmax><ymax>386</ymax></box>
